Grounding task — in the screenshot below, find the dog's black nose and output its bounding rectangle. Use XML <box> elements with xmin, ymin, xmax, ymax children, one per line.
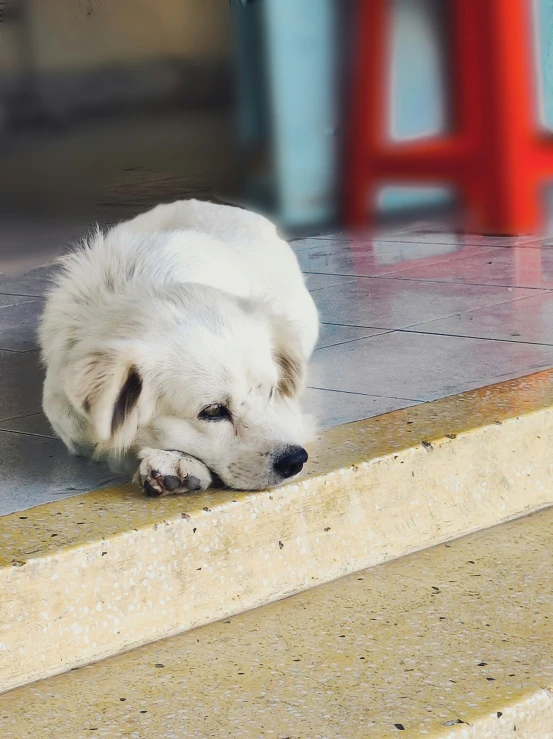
<box><xmin>273</xmin><ymin>446</ymin><xmax>308</xmax><ymax>479</ymax></box>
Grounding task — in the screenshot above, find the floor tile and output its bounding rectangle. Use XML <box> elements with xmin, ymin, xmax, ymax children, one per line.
<box><xmin>389</xmin><ymin>246</ymin><xmax>553</xmax><ymax>288</ymax></box>
<box><xmin>303</xmin><ymin>387</ymin><xmax>418</xmax><ymax>429</ymax></box>
<box><xmin>0</xmin><ymin>264</ymin><xmax>60</xmax><ymax>297</ymax></box>
<box><xmin>316</xmin><ymin>323</ymin><xmax>387</xmax><ymax>350</ymax></box>
<box><xmin>0</xmin><ymin>350</ymin><xmax>44</xmax><ymax>421</ymax></box>
<box><xmin>0</xmin><ymin>218</ymin><xmax>83</xmax><ymax>276</ymax></box>
<box><xmin>309</xmin><ymin>331</ymin><xmax>553</xmax><ymax>401</ymax></box>
<box><xmin>0</xmin><ymin>299</ymin><xmax>44</xmax><ymax>351</ymax></box>
<box><xmin>290</xmin><ymin>236</ymin><xmax>349</xmax><ymax>252</ymax></box>
<box><xmin>0</xmin><ymin>412</ymin><xmax>55</xmax><ymax>438</ymax></box>
<box><xmin>304</xmin><ymin>273</ymin><xmax>355</xmax><ymax>292</ymax></box>
<box><xmin>0</xmin><ymin>430</ymin><xmax>123</xmax><ymax>516</ymax></box>
<box><xmin>375</xmin><ymin>225</ymin><xmax>543</xmax><ymax>247</ymax></box>
<box><xmin>0</xmin><ymin>294</ymin><xmax>35</xmax><ymax>309</ymax></box>
<box><xmin>297</xmin><ymin>240</ymin><xmax>496</xmax><ymax>277</ymax></box>
<box><xmin>406</xmin><ymin>292</ymin><xmax>553</xmax><ymax>345</ymax></box>
<box><xmin>294</xmin><ymin>223</ymin><xmax>414</xmax><ymax>242</ymax></box>
<box><xmin>2</xmin><ymin>222</ymin><xmax>553</xmax><ymax>515</ymax></box>
<box><xmin>312</xmin><ymin>277</ymin><xmax>538</xmax><ymax>329</ymax></box>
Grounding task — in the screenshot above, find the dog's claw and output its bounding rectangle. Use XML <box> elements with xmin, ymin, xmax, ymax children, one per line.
<box><xmin>143</xmin><ymin>479</ymin><xmax>162</xmax><ymax>497</ymax></box>
<box><xmin>135</xmin><ymin>448</ymin><xmax>212</xmax><ymax>497</ymax></box>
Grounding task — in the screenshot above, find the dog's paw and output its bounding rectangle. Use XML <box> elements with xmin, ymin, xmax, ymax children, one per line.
<box><xmin>134</xmin><ymin>448</ymin><xmax>212</xmax><ymax>497</ymax></box>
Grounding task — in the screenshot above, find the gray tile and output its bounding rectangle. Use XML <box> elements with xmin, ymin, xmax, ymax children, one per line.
<box><xmin>305</xmin><ymin>273</ymin><xmax>355</xmax><ymax>292</ymax></box>
<box><xmin>292</xmin><ymin>224</ymin><xmax>410</xmax><ymax>242</ymax></box>
<box><xmin>0</xmin><ymin>263</ymin><xmax>60</xmax><ymax>297</ymax></box>
<box><xmin>407</xmin><ymin>292</ymin><xmax>553</xmax><ymax>345</ymax></box>
<box><xmin>534</xmin><ymin>237</ymin><xmax>553</xmax><ymax>248</ymax></box>
<box><xmin>291</xmin><ymin>237</ymin><xmax>349</xmax><ymax>252</ymax></box>
<box><xmin>310</xmin><ymin>331</ymin><xmax>553</xmax><ymax>401</ymax></box>
<box><xmin>2</xmin><ymin>221</ymin><xmax>553</xmax><ymax>516</ymax></box>
<box><xmin>303</xmin><ymin>387</ymin><xmax>418</xmax><ymax>429</ymax></box>
<box><xmin>0</xmin><ymin>430</ymin><xmax>124</xmax><ymax>516</ymax></box>
<box><xmin>316</xmin><ymin>323</ymin><xmax>386</xmax><ymax>350</ymax></box>
<box><xmin>297</xmin><ymin>240</ymin><xmax>495</xmax><ymax>277</ymax></box>
<box><xmin>313</xmin><ymin>277</ymin><xmax>540</xmax><ymax>329</ymax></box>
<box><xmin>385</xmin><ymin>245</ymin><xmax>553</xmax><ymax>289</ymax></box>
<box><xmin>376</xmin><ymin>224</ymin><xmax>542</xmax><ymax>247</ymax></box>
<box><xmin>0</xmin><ymin>412</ymin><xmax>55</xmax><ymax>438</ymax></box>
<box><xmin>0</xmin><ymin>218</ymin><xmax>81</xmax><ymax>277</ymax></box>
<box><xmin>0</xmin><ymin>294</ymin><xmax>35</xmax><ymax>308</ymax></box>
<box><xmin>0</xmin><ymin>299</ymin><xmax>44</xmax><ymax>351</ymax></box>
<box><xmin>0</xmin><ymin>350</ymin><xmax>44</xmax><ymax>421</ymax></box>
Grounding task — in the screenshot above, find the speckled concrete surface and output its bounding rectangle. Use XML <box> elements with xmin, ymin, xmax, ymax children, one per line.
<box><xmin>2</xmin><ymin>506</ymin><xmax>553</xmax><ymax>738</ymax></box>
<box><xmin>2</xmin><ymin>370</ymin><xmax>553</xmax><ymax>693</ymax></box>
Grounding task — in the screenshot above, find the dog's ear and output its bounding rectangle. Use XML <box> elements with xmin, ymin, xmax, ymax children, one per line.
<box><xmin>65</xmin><ymin>343</ymin><xmax>146</xmax><ymax>445</ymax></box>
<box><xmin>270</xmin><ymin>316</ymin><xmax>307</xmax><ymax>399</ymax></box>
<box><xmin>237</xmin><ymin>297</ymin><xmax>308</xmax><ymax>399</ymax></box>
<box><xmin>274</xmin><ymin>345</ymin><xmax>306</xmax><ymax>398</ymax></box>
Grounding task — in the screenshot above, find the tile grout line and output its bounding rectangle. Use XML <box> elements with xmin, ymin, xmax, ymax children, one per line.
<box><xmin>301</xmin><ymin>245</ymin><xmax>501</xmax><ymax>277</ymax></box>
<box><xmin>314</xmin><ymin>327</ymin><xmax>553</xmax><ymax>351</ymax></box>
<box><xmin>361</xmin><ymin>236</ymin><xmax>549</xmax><ymax>248</ymax></box>
<box><xmin>302</xmin><ymin>269</ymin><xmax>552</xmax><ymax>292</ymax></box>
<box><xmin>377</xmin><ymin>275</ymin><xmax>553</xmax><ymax>290</ymax></box>
<box><xmin>395</xmin><ymin>328</ymin><xmax>553</xmax><ymax>348</ymax></box>
<box><xmin>307</xmin><ymin>385</ymin><xmax>421</xmax><ymax>403</ymax></box>
<box><xmin>0</xmin><ymin>427</ymin><xmax>56</xmax><ymax>441</ymax></box>
<box><xmin>0</xmin><ymin>411</ymin><xmax>46</xmax><ymax>423</ymax></box>
<box><xmin>388</xmin><ymin>290</ymin><xmax>553</xmax><ymax>335</ymax></box>
<box><xmin>321</xmin><ymin>321</ymin><xmax>394</xmax><ymax>329</ymax></box>
<box><xmin>294</xmin><ymin>234</ymin><xmax>551</xmax><ymax>247</ymax></box>
<box><xmin>0</xmin><ymin>347</ymin><xmax>40</xmax><ymax>354</ymax></box>
<box><xmin>0</xmin><ymin>292</ymin><xmax>44</xmax><ymax>299</ymax></box>
<box><xmin>308</xmin><ymin>281</ymin><xmax>356</xmax><ymax>293</ymax></box>
<box><xmin>316</xmin><ymin>330</ymin><xmax>394</xmax><ymax>351</ymax></box>
<box><xmin>314</xmin><ymin>291</ymin><xmax>553</xmax><ymax>340</ymax></box>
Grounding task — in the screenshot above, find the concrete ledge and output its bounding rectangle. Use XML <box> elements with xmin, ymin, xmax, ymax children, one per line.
<box><xmin>2</xmin><ymin>370</ymin><xmax>553</xmax><ymax>693</ymax></box>
<box><xmin>2</xmin><ymin>504</ymin><xmax>553</xmax><ymax>737</ymax></box>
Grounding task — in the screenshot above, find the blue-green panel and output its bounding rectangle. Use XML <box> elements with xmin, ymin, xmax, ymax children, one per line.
<box><xmin>263</xmin><ymin>0</ymin><xmax>337</xmax><ymax>227</ymax></box>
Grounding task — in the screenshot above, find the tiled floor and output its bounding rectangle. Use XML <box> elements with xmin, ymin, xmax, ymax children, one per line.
<box><xmin>3</xmin><ymin>223</ymin><xmax>553</xmax><ymax>514</ymax></box>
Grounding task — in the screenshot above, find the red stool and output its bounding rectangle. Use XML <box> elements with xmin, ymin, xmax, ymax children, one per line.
<box><xmin>345</xmin><ymin>0</ymin><xmax>553</xmax><ymax>235</ymax></box>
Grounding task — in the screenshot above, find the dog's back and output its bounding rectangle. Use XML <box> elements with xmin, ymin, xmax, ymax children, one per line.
<box><xmin>42</xmin><ymin>199</ymin><xmax>316</xmax><ymax>363</ymax></box>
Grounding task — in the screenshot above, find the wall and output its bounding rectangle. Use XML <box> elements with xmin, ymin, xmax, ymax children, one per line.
<box><xmin>30</xmin><ymin>0</ymin><xmax>230</xmax><ymax>71</ymax></box>
<box><xmin>0</xmin><ymin>0</ymin><xmax>232</xmax><ymax>118</ymax></box>
<box><xmin>0</xmin><ymin>0</ymin><xmax>230</xmax><ymax>75</ymax></box>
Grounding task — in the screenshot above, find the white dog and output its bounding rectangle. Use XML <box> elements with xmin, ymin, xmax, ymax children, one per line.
<box><xmin>39</xmin><ymin>199</ymin><xmax>319</xmax><ymax>496</ymax></box>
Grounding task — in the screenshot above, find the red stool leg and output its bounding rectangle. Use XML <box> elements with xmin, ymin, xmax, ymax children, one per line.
<box><xmin>344</xmin><ymin>0</ymin><xmax>390</xmax><ymax>228</ymax></box>
<box><xmin>346</xmin><ymin>0</ymin><xmax>545</xmax><ymax>235</ymax></box>
<box><xmin>452</xmin><ymin>0</ymin><xmax>539</xmax><ymax>234</ymax></box>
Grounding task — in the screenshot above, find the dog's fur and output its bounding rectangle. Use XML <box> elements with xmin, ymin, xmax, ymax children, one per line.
<box><xmin>39</xmin><ymin>199</ymin><xmax>319</xmax><ymax>494</ymax></box>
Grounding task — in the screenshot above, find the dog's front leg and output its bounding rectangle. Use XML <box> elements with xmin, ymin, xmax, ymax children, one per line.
<box><xmin>133</xmin><ymin>448</ymin><xmax>213</xmax><ymax>497</ymax></box>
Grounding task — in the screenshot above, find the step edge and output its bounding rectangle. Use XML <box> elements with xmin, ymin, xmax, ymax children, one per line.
<box><xmin>2</xmin><ymin>369</ymin><xmax>553</xmax><ymax>693</ymax></box>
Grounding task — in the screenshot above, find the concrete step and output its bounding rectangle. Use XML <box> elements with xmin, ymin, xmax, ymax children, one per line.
<box><xmin>2</xmin><ymin>370</ymin><xmax>553</xmax><ymax>694</ymax></box>
<box><xmin>2</xmin><ymin>505</ymin><xmax>553</xmax><ymax>738</ymax></box>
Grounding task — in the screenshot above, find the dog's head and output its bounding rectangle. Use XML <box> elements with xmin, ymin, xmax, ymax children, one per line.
<box><xmin>64</xmin><ymin>284</ymin><xmax>315</xmax><ymax>489</ymax></box>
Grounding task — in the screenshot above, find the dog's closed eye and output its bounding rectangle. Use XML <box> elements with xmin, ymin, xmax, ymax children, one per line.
<box><xmin>199</xmin><ymin>403</ymin><xmax>231</xmax><ymax>422</ymax></box>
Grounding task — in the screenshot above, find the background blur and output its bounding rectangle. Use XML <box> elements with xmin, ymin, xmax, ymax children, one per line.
<box><xmin>1</xmin><ymin>0</ymin><xmax>553</xmax><ymax>273</ymax></box>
